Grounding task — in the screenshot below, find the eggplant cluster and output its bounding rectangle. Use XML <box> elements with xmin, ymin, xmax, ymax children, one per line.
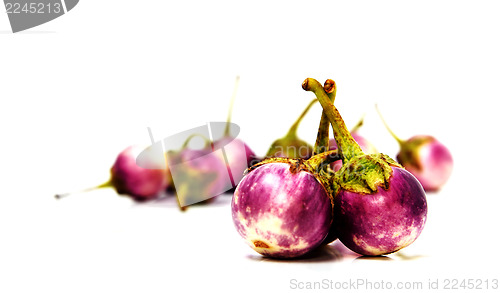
<box><xmin>231</xmin><ymin>78</ymin><xmax>442</xmax><ymax>258</ymax></box>
<box><xmin>56</xmin><ymin>76</ymin><xmax>452</xmax><ymax>260</ymax></box>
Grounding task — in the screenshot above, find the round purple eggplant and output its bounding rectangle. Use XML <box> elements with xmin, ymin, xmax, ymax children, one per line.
<box><xmin>232</xmin><ymin>161</ymin><xmax>333</xmax><ymax>258</ymax></box>
<box><xmin>55</xmin><ymin>145</ymin><xmax>169</xmax><ymax>201</ymax></box>
<box><xmin>303</xmin><ymin>77</ymin><xmax>428</xmax><ymax>256</ymax></box>
<box><xmin>376</xmin><ymin>105</ymin><xmax>453</xmax><ymax>192</ymax></box>
<box><xmin>396</xmin><ymin>135</ymin><xmax>453</xmax><ymax>192</ymax></box>
<box><xmin>110</xmin><ymin>145</ymin><xmax>168</xmax><ymax>201</ymax></box>
<box><xmin>334</xmin><ymin>167</ymin><xmax>427</xmax><ymax>255</ymax></box>
<box><xmin>167</xmin><ymin>146</ymin><xmax>229</xmax><ymax>207</ymax></box>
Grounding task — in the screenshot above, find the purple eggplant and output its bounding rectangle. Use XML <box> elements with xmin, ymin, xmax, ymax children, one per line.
<box><xmin>334</xmin><ymin>167</ymin><xmax>427</xmax><ymax>255</ymax></box>
<box><xmin>56</xmin><ymin>145</ymin><xmax>168</xmax><ymax>201</ymax></box>
<box><xmin>110</xmin><ymin>145</ymin><xmax>169</xmax><ymax>201</ymax></box>
<box><xmin>303</xmin><ymin>78</ymin><xmax>427</xmax><ymax>256</ymax></box>
<box><xmin>232</xmin><ymin>80</ymin><xmax>338</xmax><ymax>258</ymax></box>
<box><xmin>232</xmin><ymin>155</ymin><xmax>335</xmax><ymax>259</ymax></box>
<box><xmin>376</xmin><ymin>106</ymin><xmax>453</xmax><ymax>191</ymax></box>
<box><xmin>398</xmin><ymin>135</ymin><xmax>453</xmax><ymax>191</ymax></box>
<box><xmin>167</xmin><ymin>145</ymin><xmax>229</xmax><ymax>207</ymax></box>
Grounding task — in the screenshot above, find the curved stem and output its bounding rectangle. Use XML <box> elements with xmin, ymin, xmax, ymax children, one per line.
<box><xmin>285</xmin><ymin>98</ymin><xmax>317</xmax><ymax>139</ymax></box>
<box><xmin>375</xmin><ymin>104</ymin><xmax>404</xmax><ymax>146</ymax></box>
<box><xmin>302</xmin><ymin>78</ymin><xmax>364</xmax><ymax>162</ymax></box>
<box><xmin>313</xmin><ymin>79</ymin><xmax>336</xmax><ymax>155</ymax></box>
<box><xmin>224</xmin><ymin>76</ymin><xmax>240</xmax><ymax>137</ymax></box>
<box><xmin>307</xmin><ymin>149</ymin><xmax>339</xmax><ymax>171</ymax></box>
<box><xmin>55</xmin><ymin>180</ymin><xmax>112</xmax><ymax>199</ymax></box>
<box><xmin>350</xmin><ymin>114</ymin><xmax>365</xmax><ymax>133</ymax></box>
<box><xmin>181</xmin><ymin>133</ymin><xmax>212</xmax><ymax>150</ymax></box>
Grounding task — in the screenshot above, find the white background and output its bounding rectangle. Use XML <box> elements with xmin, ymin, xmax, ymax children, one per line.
<box><xmin>1</xmin><ymin>1</ymin><xmax>499</xmax><ymax>292</ymax></box>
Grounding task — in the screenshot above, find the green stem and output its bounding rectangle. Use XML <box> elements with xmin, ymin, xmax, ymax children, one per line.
<box><xmin>313</xmin><ymin>79</ymin><xmax>336</xmax><ymax>155</ymax></box>
<box><xmin>375</xmin><ymin>104</ymin><xmax>404</xmax><ymax>147</ymax></box>
<box><xmin>224</xmin><ymin>76</ymin><xmax>240</xmax><ymax>137</ymax></box>
<box><xmin>54</xmin><ymin>180</ymin><xmax>112</xmax><ymax>199</ymax></box>
<box><xmin>181</xmin><ymin>133</ymin><xmax>212</xmax><ymax>150</ymax></box>
<box><xmin>350</xmin><ymin>114</ymin><xmax>365</xmax><ymax>133</ymax></box>
<box><xmin>306</xmin><ymin>149</ymin><xmax>339</xmax><ymax>171</ymax></box>
<box><xmin>302</xmin><ymin>78</ymin><xmax>364</xmax><ymax>163</ymax></box>
<box><xmin>285</xmin><ymin>98</ymin><xmax>317</xmax><ymax>139</ymax></box>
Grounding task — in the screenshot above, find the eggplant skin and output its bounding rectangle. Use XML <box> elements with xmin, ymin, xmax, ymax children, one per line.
<box><xmin>231</xmin><ymin>163</ymin><xmax>332</xmax><ymax>259</ymax></box>
<box><xmin>398</xmin><ymin>136</ymin><xmax>453</xmax><ymax>192</ymax></box>
<box><xmin>334</xmin><ymin>167</ymin><xmax>427</xmax><ymax>256</ymax></box>
<box><xmin>111</xmin><ymin>146</ymin><xmax>167</xmax><ymax>201</ymax></box>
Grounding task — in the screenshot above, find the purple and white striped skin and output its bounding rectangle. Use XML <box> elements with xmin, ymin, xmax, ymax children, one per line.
<box><xmin>397</xmin><ymin>135</ymin><xmax>453</xmax><ymax>192</ymax></box>
<box><xmin>303</xmin><ymin>77</ymin><xmax>429</xmax><ymax>256</ymax></box>
<box><xmin>232</xmin><ymin>163</ymin><xmax>333</xmax><ymax>258</ymax></box>
<box><xmin>334</xmin><ymin>167</ymin><xmax>427</xmax><ymax>256</ymax></box>
<box><xmin>111</xmin><ymin>146</ymin><xmax>168</xmax><ymax>201</ymax></box>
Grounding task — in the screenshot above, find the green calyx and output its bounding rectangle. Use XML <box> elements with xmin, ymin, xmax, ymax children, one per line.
<box><xmin>247</xmin><ymin>150</ymin><xmax>339</xmax><ymax>176</ymax></box>
<box><xmin>266</xmin><ymin>99</ymin><xmax>317</xmax><ymax>159</ymax></box>
<box><xmin>303</xmin><ymin>77</ymin><xmax>402</xmax><ymax>195</ymax></box>
<box><xmin>266</xmin><ymin>137</ymin><xmax>312</xmax><ymax>159</ymax></box>
<box><xmin>397</xmin><ymin>136</ymin><xmax>434</xmax><ymax>171</ymax></box>
<box><xmin>246</xmin><ymin>150</ymin><xmax>340</xmax><ymax>201</ymax></box>
<box><xmin>335</xmin><ymin>153</ymin><xmax>402</xmax><ymax>195</ymax></box>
